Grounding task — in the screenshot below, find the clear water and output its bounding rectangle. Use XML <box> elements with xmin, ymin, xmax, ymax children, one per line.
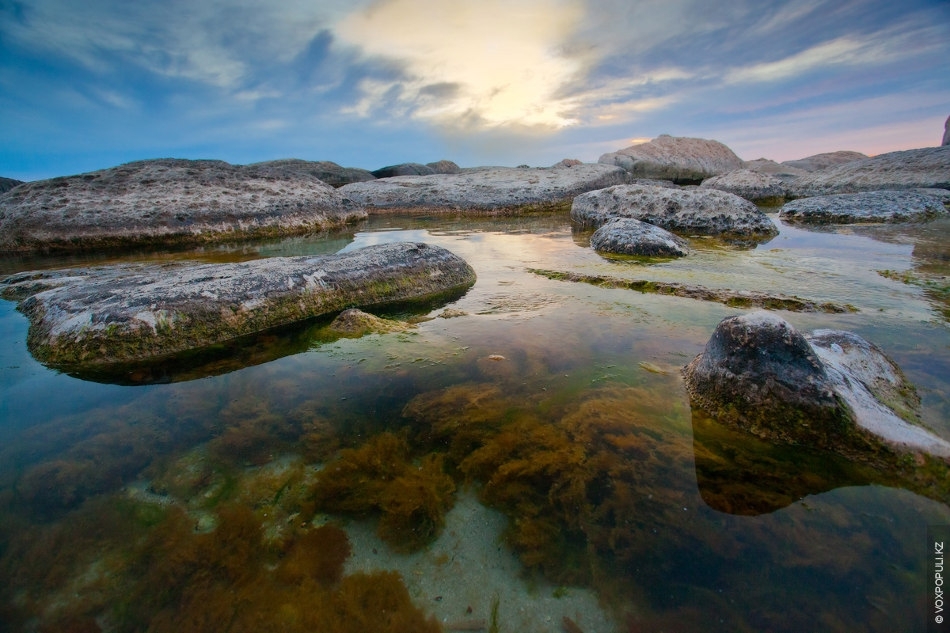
<box><xmin>1</xmin><ymin>212</ymin><xmax>948</xmax><ymax>632</ymax></box>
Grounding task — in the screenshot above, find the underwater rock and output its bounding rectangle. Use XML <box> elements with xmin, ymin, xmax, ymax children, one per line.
<box><xmin>0</xmin><ymin>242</ymin><xmax>475</xmax><ymax>370</ymax></box>
<box><xmin>0</xmin><ymin>158</ymin><xmax>367</xmax><ymax>252</ymax></box>
<box><xmin>787</xmin><ymin>146</ymin><xmax>950</xmax><ymax>196</ymax></box>
<box><xmin>700</xmin><ymin>168</ymin><xmax>787</xmax><ymax>205</ymax></box>
<box><xmin>338</xmin><ymin>164</ymin><xmax>626</xmax><ymax>214</ymax></box>
<box><xmin>779</xmin><ymin>189</ymin><xmax>950</xmax><ymax>224</ymax></box>
<box><xmin>598</xmin><ymin>134</ymin><xmax>744</xmax><ymax>184</ymax></box>
<box><xmin>570</xmin><ymin>184</ymin><xmax>778</xmax><ymax>241</ymax></box>
<box><xmin>589</xmin><ymin>218</ymin><xmax>690</xmax><ymax>257</ymax></box>
<box><xmin>683</xmin><ymin>311</ymin><xmax>950</xmax><ymax>461</ymax></box>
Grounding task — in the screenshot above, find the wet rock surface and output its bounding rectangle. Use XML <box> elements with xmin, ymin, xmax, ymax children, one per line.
<box><xmin>339</xmin><ymin>164</ymin><xmax>626</xmax><ymax>214</ymax></box>
<box><xmin>700</xmin><ymin>168</ymin><xmax>788</xmax><ymax>204</ymax></box>
<box><xmin>589</xmin><ymin>218</ymin><xmax>690</xmax><ymax>258</ymax></box>
<box><xmin>0</xmin><ymin>158</ymin><xmax>367</xmax><ymax>252</ymax></box>
<box><xmin>570</xmin><ymin>183</ymin><xmax>778</xmax><ymax>240</ymax></box>
<box><xmin>683</xmin><ymin>311</ymin><xmax>950</xmax><ymax>460</ymax></box>
<box><xmin>780</xmin><ymin>189</ymin><xmax>950</xmax><ymax>224</ymax></box>
<box><xmin>787</xmin><ymin>146</ymin><xmax>950</xmax><ymax>196</ymax></box>
<box><xmin>0</xmin><ymin>242</ymin><xmax>475</xmax><ymax>370</ymax></box>
<box><xmin>598</xmin><ymin>134</ymin><xmax>744</xmax><ymax>183</ymax></box>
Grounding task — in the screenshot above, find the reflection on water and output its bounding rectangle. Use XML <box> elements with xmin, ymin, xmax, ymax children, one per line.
<box><xmin>1</xmin><ymin>211</ymin><xmax>949</xmax><ymax>632</ymax></box>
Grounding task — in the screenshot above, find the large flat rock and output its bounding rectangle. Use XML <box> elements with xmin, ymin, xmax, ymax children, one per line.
<box><xmin>0</xmin><ymin>242</ymin><xmax>475</xmax><ymax>370</ymax></box>
<box><xmin>787</xmin><ymin>146</ymin><xmax>950</xmax><ymax>196</ymax></box>
<box><xmin>780</xmin><ymin>189</ymin><xmax>950</xmax><ymax>224</ymax></box>
<box><xmin>0</xmin><ymin>158</ymin><xmax>367</xmax><ymax>252</ymax></box>
<box><xmin>338</xmin><ymin>164</ymin><xmax>626</xmax><ymax>214</ymax></box>
<box><xmin>597</xmin><ymin>135</ymin><xmax>743</xmax><ymax>183</ymax></box>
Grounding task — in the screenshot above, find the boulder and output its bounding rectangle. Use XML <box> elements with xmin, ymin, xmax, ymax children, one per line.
<box><xmin>552</xmin><ymin>158</ymin><xmax>583</xmax><ymax>168</ymax></box>
<box><xmin>570</xmin><ymin>184</ymin><xmax>777</xmax><ymax>240</ymax></box>
<box><xmin>339</xmin><ymin>164</ymin><xmax>627</xmax><ymax>215</ymax></box>
<box><xmin>371</xmin><ymin>163</ymin><xmax>436</xmax><ymax>178</ymax></box>
<box><xmin>682</xmin><ymin>311</ymin><xmax>950</xmax><ymax>460</ymax></box>
<box><xmin>780</xmin><ymin>151</ymin><xmax>867</xmax><ymax>173</ymax></box>
<box><xmin>0</xmin><ymin>176</ymin><xmax>24</xmax><ymax>194</ymax></box>
<box><xmin>327</xmin><ymin>308</ymin><xmax>411</xmax><ymax>336</ymax></box>
<box><xmin>589</xmin><ymin>218</ymin><xmax>690</xmax><ymax>258</ymax></box>
<box><xmin>787</xmin><ymin>146</ymin><xmax>950</xmax><ymax>196</ymax></box>
<box><xmin>943</xmin><ymin>115</ymin><xmax>949</xmax><ymax>147</ymax></box>
<box><xmin>249</xmin><ymin>158</ymin><xmax>375</xmax><ymax>187</ymax></box>
<box><xmin>597</xmin><ymin>134</ymin><xmax>744</xmax><ymax>184</ymax></box>
<box><xmin>0</xmin><ymin>158</ymin><xmax>367</xmax><ymax>252</ymax></box>
<box><xmin>425</xmin><ymin>160</ymin><xmax>461</xmax><ymax>174</ymax></box>
<box><xmin>780</xmin><ymin>189</ymin><xmax>950</xmax><ymax>224</ymax></box>
<box><xmin>0</xmin><ymin>242</ymin><xmax>475</xmax><ymax>371</ymax></box>
<box><xmin>742</xmin><ymin>158</ymin><xmax>808</xmax><ymax>181</ymax></box>
<box><xmin>700</xmin><ymin>169</ymin><xmax>787</xmax><ymax>204</ymax></box>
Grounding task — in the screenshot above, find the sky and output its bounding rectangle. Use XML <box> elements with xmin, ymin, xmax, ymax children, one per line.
<box><xmin>1</xmin><ymin>0</ymin><xmax>948</xmax><ymax>181</ymax></box>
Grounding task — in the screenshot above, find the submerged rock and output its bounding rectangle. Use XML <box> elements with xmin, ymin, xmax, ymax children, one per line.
<box><xmin>326</xmin><ymin>308</ymin><xmax>411</xmax><ymax>337</ymax></box>
<box><xmin>339</xmin><ymin>164</ymin><xmax>626</xmax><ymax>214</ymax></box>
<box><xmin>780</xmin><ymin>189</ymin><xmax>950</xmax><ymax>224</ymax></box>
<box><xmin>570</xmin><ymin>184</ymin><xmax>777</xmax><ymax>240</ymax></box>
<box><xmin>589</xmin><ymin>218</ymin><xmax>690</xmax><ymax>258</ymax></box>
<box><xmin>683</xmin><ymin>311</ymin><xmax>950</xmax><ymax>461</ymax></box>
<box><xmin>787</xmin><ymin>146</ymin><xmax>950</xmax><ymax>196</ymax></box>
<box><xmin>0</xmin><ymin>242</ymin><xmax>475</xmax><ymax>370</ymax></box>
<box><xmin>700</xmin><ymin>168</ymin><xmax>787</xmax><ymax>204</ymax></box>
<box><xmin>598</xmin><ymin>134</ymin><xmax>744</xmax><ymax>184</ymax></box>
<box><xmin>780</xmin><ymin>151</ymin><xmax>867</xmax><ymax>173</ymax></box>
<box><xmin>248</xmin><ymin>158</ymin><xmax>376</xmax><ymax>187</ymax></box>
<box><xmin>0</xmin><ymin>158</ymin><xmax>367</xmax><ymax>252</ymax></box>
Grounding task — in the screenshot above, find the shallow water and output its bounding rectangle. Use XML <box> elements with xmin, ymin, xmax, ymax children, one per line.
<box><xmin>1</xmin><ymin>211</ymin><xmax>949</xmax><ymax>632</ymax></box>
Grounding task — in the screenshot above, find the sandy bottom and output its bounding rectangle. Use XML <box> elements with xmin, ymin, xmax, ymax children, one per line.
<box><xmin>341</xmin><ymin>488</ymin><xmax>619</xmax><ymax>633</ymax></box>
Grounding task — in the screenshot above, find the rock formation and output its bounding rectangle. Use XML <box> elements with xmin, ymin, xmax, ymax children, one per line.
<box><xmin>943</xmin><ymin>115</ymin><xmax>950</xmax><ymax>147</ymax></box>
<box><xmin>0</xmin><ymin>176</ymin><xmax>23</xmax><ymax>194</ymax></box>
<box><xmin>0</xmin><ymin>242</ymin><xmax>475</xmax><ymax>371</ymax></box>
<box><xmin>570</xmin><ymin>184</ymin><xmax>777</xmax><ymax>240</ymax></box>
<box><xmin>339</xmin><ymin>164</ymin><xmax>626</xmax><ymax>215</ymax></box>
<box><xmin>371</xmin><ymin>163</ymin><xmax>436</xmax><ymax>178</ymax></box>
<box><xmin>700</xmin><ymin>169</ymin><xmax>787</xmax><ymax>204</ymax></box>
<box><xmin>742</xmin><ymin>158</ymin><xmax>808</xmax><ymax>181</ymax></box>
<box><xmin>780</xmin><ymin>189</ymin><xmax>950</xmax><ymax>224</ymax></box>
<box><xmin>780</xmin><ymin>151</ymin><xmax>867</xmax><ymax>173</ymax></box>
<box><xmin>0</xmin><ymin>158</ymin><xmax>367</xmax><ymax>252</ymax></box>
<box><xmin>787</xmin><ymin>146</ymin><xmax>950</xmax><ymax>196</ymax></box>
<box><xmin>597</xmin><ymin>135</ymin><xmax>744</xmax><ymax>183</ymax></box>
<box><xmin>589</xmin><ymin>218</ymin><xmax>690</xmax><ymax>258</ymax></box>
<box><xmin>249</xmin><ymin>158</ymin><xmax>376</xmax><ymax>187</ymax></box>
<box><xmin>425</xmin><ymin>160</ymin><xmax>461</xmax><ymax>174</ymax></box>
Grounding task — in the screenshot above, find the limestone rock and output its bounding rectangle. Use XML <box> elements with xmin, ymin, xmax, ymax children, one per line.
<box><xmin>943</xmin><ymin>115</ymin><xmax>949</xmax><ymax>147</ymax></box>
<box><xmin>0</xmin><ymin>158</ymin><xmax>367</xmax><ymax>252</ymax></box>
<box><xmin>597</xmin><ymin>134</ymin><xmax>744</xmax><ymax>184</ymax></box>
<box><xmin>780</xmin><ymin>189</ymin><xmax>949</xmax><ymax>224</ymax></box>
<box><xmin>0</xmin><ymin>176</ymin><xmax>23</xmax><ymax>194</ymax></box>
<box><xmin>570</xmin><ymin>184</ymin><xmax>777</xmax><ymax>240</ymax></box>
<box><xmin>339</xmin><ymin>164</ymin><xmax>626</xmax><ymax>214</ymax></box>
<box><xmin>780</xmin><ymin>151</ymin><xmax>867</xmax><ymax>173</ymax></box>
<box><xmin>683</xmin><ymin>311</ymin><xmax>950</xmax><ymax>459</ymax></box>
<box><xmin>425</xmin><ymin>160</ymin><xmax>461</xmax><ymax>174</ymax></box>
<box><xmin>787</xmin><ymin>146</ymin><xmax>950</xmax><ymax>196</ymax></box>
<box><xmin>589</xmin><ymin>218</ymin><xmax>690</xmax><ymax>258</ymax></box>
<box><xmin>327</xmin><ymin>308</ymin><xmax>410</xmax><ymax>337</ymax></box>
<box><xmin>0</xmin><ymin>242</ymin><xmax>476</xmax><ymax>370</ymax></box>
<box><xmin>249</xmin><ymin>158</ymin><xmax>375</xmax><ymax>187</ymax></box>
<box><xmin>700</xmin><ymin>169</ymin><xmax>787</xmax><ymax>204</ymax></box>
<box><xmin>742</xmin><ymin>158</ymin><xmax>808</xmax><ymax>180</ymax></box>
<box><xmin>552</xmin><ymin>158</ymin><xmax>583</xmax><ymax>168</ymax></box>
<box><xmin>372</xmin><ymin>163</ymin><xmax>436</xmax><ymax>178</ymax></box>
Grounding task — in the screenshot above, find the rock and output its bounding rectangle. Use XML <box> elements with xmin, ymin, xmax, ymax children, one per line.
<box><xmin>327</xmin><ymin>308</ymin><xmax>410</xmax><ymax>336</ymax></box>
<box><xmin>570</xmin><ymin>184</ymin><xmax>777</xmax><ymax>240</ymax></box>
<box><xmin>552</xmin><ymin>158</ymin><xmax>583</xmax><ymax>168</ymax></box>
<box><xmin>597</xmin><ymin>134</ymin><xmax>744</xmax><ymax>184</ymax></box>
<box><xmin>780</xmin><ymin>189</ymin><xmax>949</xmax><ymax>224</ymax></box>
<box><xmin>425</xmin><ymin>160</ymin><xmax>461</xmax><ymax>174</ymax></box>
<box><xmin>682</xmin><ymin>311</ymin><xmax>950</xmax><ymax>460</ymax></box>
<box><xmin>943</xmin><ymin>115</ymin><xmax>949</xmax><ymax>147</ymax></box>
<box><xmin>589</xmin><ymin>218</ymin><xmax>690</xmax><ymax>258</ymax></box>
<box><xmin>787</xmin><ymin>146</ymin><xmax>950</xmax><ymax>196</ymax></box>
<box><xmin>0</xmin><ymin>242</ymin><xmax>475</xmax><ymax>371</ymax></box>
<box><xmin>700</xmin><ymin>169</ymin><xmax>787</xmax><ymax>204</ymax></box>
<box><xmin>0</xmin><ymin>176</ymin><xmax>24</xmax><ymax>194</ymax></box>
<box><xmin>249</xmin><ymin>158</ymin><xmax>375</xmax><ymax>187</ymax></box>
<box><xmin>339</xmin><ymin>164</ymin><xmax>627</xmax><ymax>215</ymax></box>
<box><xmin>742</xmin><ymin>158</ymin><xmax>809</xmax><ymax>181</ymax></box>
<box><xmin>0</xmin><ymin>158</ymin><xmax>367</xmax><ymax>252</ymax></box>
<box><xmin>371</xmin><ymin>163</ymin><xmax>436</xmax><ymax>178</ymax></box>
<box><xmin>780</xmin><ymin>151</ymin><xmax>867</xmax><ymax>173</ymax></box>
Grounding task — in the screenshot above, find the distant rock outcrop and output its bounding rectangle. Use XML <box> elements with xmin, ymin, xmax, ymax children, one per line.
<box><xmin>780</xmin><ymin>189</ymin><xmax>950</xmax><ymax>224</ymax></box>
<box><xmin>742</xmin><ymin>159</ymin><xmax>808</xmax><ymax>181</ymax></box>
<box><xmin>339</xmin><ymin>164</ymin><xmax>626</xmax><ymax>214</ymax></box>
<box><xmin>571</xmin><ymin>184</ymin><xmax>777</xmax><ymax>241</ymax></box>
<box><xmin>0</xmin><ymin>176</ymin><xmax>24</xmax><ymax>194</ymax></box>
<box><xmin>249</xmin><ymin>158</ymin><xmax>375</xmax><ymax>187</ymax></box>
<box><xmin>0</xmin><ymin>158</ymin><xmax>367</xmax><ymax>252</ymax></box>
<box><xmin>425</xmin><ymin>160</ymin><xmax>461</xmax><ymax>174</ymax></box>
<box><xmin>598</xmin><ymin>135</ymin><xmax>744</xmax><ymax>184</ymax></box>
<box><xmin>943</xmin><ymin>116</ymin><xmax>950</xmax><ymax>147</ymax></box>
<box><xmin>589</xmin><ymin>218</ymin><xmax>690</xmax><ymax>258</ymax></box>
<box><xmin>780</xmin><ymin>151</ymin><xmax>867</xmax><ymax>173</ymax></box>
<box><xmin>700</xmin><ymin>169</ymin><xmax>787</xmax><ymax>204</ymax></box>
<box><xmin>372</xmin><ymin>163</ymin><xmax>437</xmax><ymax>178</ymax></box>
<box><xmin>0</xmin><ymin>242</ymin><xmax>476</xmax><ymax>372</ymax></box>
<box><xmin>787</xmin><ymin>147</ymin><xmax>950</xmax><ymax>196</ymax></box>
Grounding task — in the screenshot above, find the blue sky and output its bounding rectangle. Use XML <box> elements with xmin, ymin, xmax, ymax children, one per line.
<box><xmin>1</xmin><ymin>0</ymin><xmax>948</xmax><ymax>181</ymax></box>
